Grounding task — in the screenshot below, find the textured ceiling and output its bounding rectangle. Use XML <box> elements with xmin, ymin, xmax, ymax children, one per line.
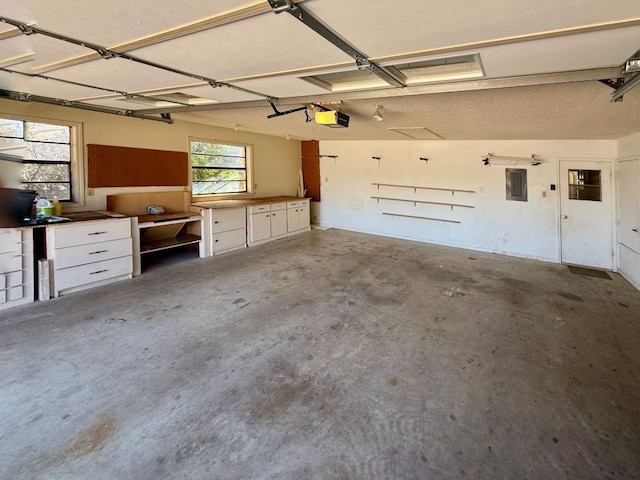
<box><xmin>175</xmin><ymin>82</ymin><xmax>640</xmax><ymax>141</ymax></box>
<box><xmin>0</xmin><ymin>0</ymin><xmax>639</xmax><ymax>140</ymax></box>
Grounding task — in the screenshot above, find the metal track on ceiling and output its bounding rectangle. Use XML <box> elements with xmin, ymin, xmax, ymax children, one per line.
<box><xmin>0</xmin><ymin>88</ymin><xmax>174</xmax><ymax>123</ymax></box>
<box><xmin>0</xmin><ymin>15</ymin><xmax>276</xmax><ymax>113</ymax></box>
<box><xmin>266</xmin><ymin>0</ymin><xmax>406</xmax><ymax>89</ymax></box>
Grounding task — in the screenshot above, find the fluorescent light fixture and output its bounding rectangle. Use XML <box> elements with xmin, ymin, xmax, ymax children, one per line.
<box><xmin>302</xmin><ymin>54</ymin><xmax>484</xmax><ymax>93</ymax></box>
<box><xmin>117</xmin><ymin>92</ymin><xmax>219</xmax><ymax>107</ymax></box>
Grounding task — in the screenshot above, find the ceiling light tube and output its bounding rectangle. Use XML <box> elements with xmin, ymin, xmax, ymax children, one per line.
<box><xmin>482</xmin><ymin>154</ymin><xmax>541</xmax><ymax>166</ymax></box>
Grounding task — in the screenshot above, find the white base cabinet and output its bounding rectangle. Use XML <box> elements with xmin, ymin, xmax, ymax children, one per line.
<box><xmin>269</xmin><ymin>202</ymin><xmax>288</xmax><ymax>239</ymax></box>
<box><xmin>287</xmin><ymin>199</ymin><xmax>311</xmax><ymax>234</ymax></box>
<box><xmin>46</xmin><ymin>218</ymin><xmax>133</xmax><ymax>297</ymax></box>
<box><xmin>247</xmin><ymin>199</ymin><xmax>310</xmax><ymax>246</ymax></box>
<box><xmin>247</xmin><ymin>204</ymin><xmax>272</xmax><ymax>246</ymax></box>
<box><xmin>198</xmin><ymin>207</ymin><xmax>247</xmax><ymax>256</ymax></box>
<box><xmin>0</xmin><ymin>229</ymin><xmax>34</xmax><ymax>310</ymax></box>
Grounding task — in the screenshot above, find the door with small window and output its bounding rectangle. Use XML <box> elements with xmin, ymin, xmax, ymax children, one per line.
<box><xmin>559</xmin><ymin>160</ymin><xmax>613</xmax><ymax>269</ymax></box>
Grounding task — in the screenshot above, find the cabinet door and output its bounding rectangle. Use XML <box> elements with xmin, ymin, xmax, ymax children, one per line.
<box><xmin>249</xmin><ymin>213</ymin><xmax>271</xmax><ymax>243</ymax></box>
<box><xmin>212</xmin><ymin>208</ymin><xmax>246</xmax><ymax>233</ymax></box>
<box><xmin>298</xmin><ymin>205</ymin><xmax>310</xmax><ymax>230</ymax></box>
<box><xmin>270</xmin><ymin>210</ymin><xmax>288</xmax><ymax>238</ymax></box>
<box><xmin>287</xmin><ymin>208</ymin><xmax>299</xmax><ymax>232</ymax></box>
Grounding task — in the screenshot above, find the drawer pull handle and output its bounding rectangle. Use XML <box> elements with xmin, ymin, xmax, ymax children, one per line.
<box><xmin>88</xmin><ymin>231</ymin><xmax>107</xmax><ymax>236</ymax></box>
<box><xmin>89</xmin><ymin>250</ymin><xmax>108</xmax><ymax>255</ymax></box>
<box><xmin>214</xmin><ymin>221</ymin><xmax>219</xmax><ymax>224</ymax></box>
<box><xmin>90</xmin><ymin>269</ymin><xmax>108</xmax><ymax>275</ymax></box>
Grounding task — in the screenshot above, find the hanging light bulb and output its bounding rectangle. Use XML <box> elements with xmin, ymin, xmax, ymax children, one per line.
<box><xmin>372</xmin><ymin>105</ymin><xmax>384</xmax><ymax>122</ymax></box>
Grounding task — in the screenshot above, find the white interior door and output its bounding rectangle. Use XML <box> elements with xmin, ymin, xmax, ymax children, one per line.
<box><xmin>618</xmin><ymin>159</ymin><xmax>640</xmax><ymax>254</ymax></box>
<box><xmin>560</xmin><ymin>160</ymin><xmax>613</xmax><ymax>269</ymax></box>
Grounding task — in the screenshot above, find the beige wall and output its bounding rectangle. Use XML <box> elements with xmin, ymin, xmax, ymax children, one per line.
<box><xmin>0</xmin><ymin>99</ymin><xmax>301</xmax><ymax>211</ymax></box>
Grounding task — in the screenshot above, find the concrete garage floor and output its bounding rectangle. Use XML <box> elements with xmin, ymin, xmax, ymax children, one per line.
<box><xmin>1</xmin><ymin>229</ymin><xmax>639</xmax><ymax>480</ymax></box>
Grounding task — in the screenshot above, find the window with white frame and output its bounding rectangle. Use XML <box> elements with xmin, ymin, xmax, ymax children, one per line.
<box><xmin>0</xmin><ymin>116</ymin><xmax>79</xmax><ymax>201</ymax></box>
<box><xmin>190</xmin><ymin>139</ymin><xmax>250</xmax><ymax>195</ymax></box>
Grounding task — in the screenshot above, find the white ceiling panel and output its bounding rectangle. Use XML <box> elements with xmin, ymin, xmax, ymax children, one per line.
<box><xmin>303</xmin><ymin>0</ymin><xmax>640</xmax><ymax>58</ymax></box>
<box><xmin>2</xmin><ymin>35</ymin><xmax>89</xmax><ymax>73</ymax></box>
<box><xmin>0</xmin><ymin>69</ymin><xmax>112</xmax><ymax>99</ymax></box>
<box><xmin>481</xmin><ymin>27</ymin><xmax>640</xmax><ymax>78</ymax></box>
<box><xmin>47</xmin><ymin>58</ymin><xmax>209</xmax><ymax>94</ymax></box>
<box><xmin>0</xmin><ymin>0</ymin><xmax>256</xmax><ymax>46</ymax></box>
<box><xmin>159</xmin><ymin>84</ymin><xmax>265</xmax><ymax>103</ymax></box>
<box><xmin>133</xmin><ymin>13</ymin><xmax>352</xmax><ymax>81</ymax></box>
<box><xmin>232</xmin><ymin>74</ymin><xmax>339</xmax><ymax>99</ymax></box>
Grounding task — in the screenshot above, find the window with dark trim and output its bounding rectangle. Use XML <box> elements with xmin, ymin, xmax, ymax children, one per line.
<box><xmin>0</xmin><ymin>118</ymin><xmax>73</xmax><ymax>200</ymax></box>
<box><xmin>190</xmin><ymin>140</ymin><xmax>248</xmax><ymax>195</ymax></box>
<box><xmin>568</xmin><ymin>169</ymin><xmax>601</xmax><ymax>201</ymax></box>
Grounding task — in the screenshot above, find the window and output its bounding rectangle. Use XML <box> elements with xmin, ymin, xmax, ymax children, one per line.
<box><xmin>506</xmin><ymin>168</ymin><xmax>528</xmax><ymax>202</ymax></box>
<box><xmin>0</xmin><ymin>117</ymin><xmax>76</xmax><ymax>201</ymax></box>
<box><xmin>568</xmin><ymin>169</ymin><xmax>601</xmax><ymax>201</ymax></box>
<box><xmin>190</xmin><ymin>140</ymin><xmax>249</xmax><ymax>195</ymax></box>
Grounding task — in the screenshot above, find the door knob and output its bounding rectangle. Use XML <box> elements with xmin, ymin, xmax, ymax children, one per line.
<box><xmin>562</xmin><ymin>215</ymin><xmax>568</xmax><ymax>219</ymax></box>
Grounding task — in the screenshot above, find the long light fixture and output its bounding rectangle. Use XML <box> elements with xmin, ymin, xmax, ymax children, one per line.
<box><xmin>481</xmin><ymin>154</ymin><xmax>541</xmax><ymax>166</ymax></box>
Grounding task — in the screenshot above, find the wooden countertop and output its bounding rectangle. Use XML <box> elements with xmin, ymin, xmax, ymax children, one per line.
<box><xmin>191</xmin><ymin>196</ymin><xmax>307</xmax><ymax>210</ymax></box>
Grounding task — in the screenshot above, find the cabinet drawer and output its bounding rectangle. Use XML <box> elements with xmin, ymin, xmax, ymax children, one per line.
<box><xmin>248</xmin><ymin>204</ymin><xmax>270</xmax><ymax>214</ymax></box>
<box><xmin>0</xmin><ymin>230</ymin><xmax>22</xmax><ymax>255</ymax></box>
<box><xmin>53</xmin><ymin>219</ymin><xmax>131</xmax><ymax>248</ymax></box>
<box><xmin>55</xmin><ymin>237</ymin><xmax>133</xmax><ymax>269</ymax></box>
<box><xmin>0</xmin><ymin>250</ymin><xmax>23</xmax><ymax>274</ymax></box>
<box><xmin>298</xmin><ymin>199</ymin><xmax>310</xmax><ymax>207</ymax></box>
<box><xmin>212</xmin><ymin>228</ymin><xmax>246</xmax><ymax>252</ymax></box>
<box><xmin>55</xmin><ymin>256</ymin><xmax>132</xmax><ymax>292</ymax></box>
<box><xmin>286</xmin><ymin>201</ymin><xmax>299</xmax><ymax>208</ymax></box>
<box><xmin>211</xmin><ymin>208</ymin><xmax>246</xmax><ymax>232</ymax></box>
<box><xmin>270</xmin><ymin>202</ymin><xmax>287</xmax><ymax>211</ymax></box>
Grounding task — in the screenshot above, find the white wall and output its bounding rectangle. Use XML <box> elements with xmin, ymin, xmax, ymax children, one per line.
<box><xmin>317</xmin><ymin>139</ymin><xmax>616</xmax><ymax>263</ymax></box>
<box><xmin>0</xmin><ymin>99</ymin><xmax>301</xmax><ymax>212</ymax></box>
<box><xmin>618</xmin><ymin>131</ymin><xmax>640</xmax><ymax>158</ymax></box>
<box><xmin>617</xmin><ymin>131</ymin><xmax>640</xmax><ymax>289</ymax></box>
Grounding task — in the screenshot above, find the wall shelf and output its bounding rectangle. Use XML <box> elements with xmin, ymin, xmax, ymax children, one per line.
<box><xmin>372</xmin><ymin>183</ymin><xmax>475</xmax><ymax>194</ymax></box>
<box><xmin>383</xmin><ymin>212</ymin><xmax>461</xmax><ymax>224</ymax></box>
<box><xmin>371</xmin><ymin>196</ymin><xmax>474</xmax><ymax>209</ymax></box>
